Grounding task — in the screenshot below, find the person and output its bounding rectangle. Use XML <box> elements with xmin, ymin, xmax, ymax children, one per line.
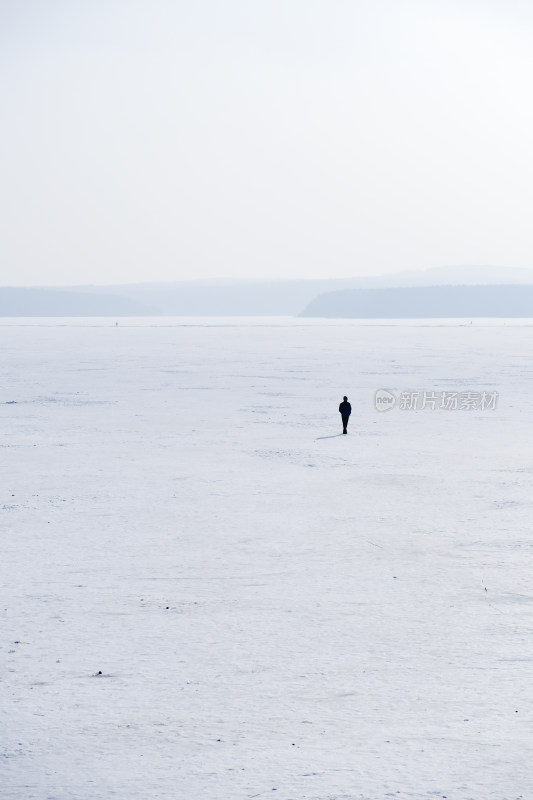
<box><xmin>339</xmin><ymin>395</ymin><xmax>351</xmax><ymax>434</ymax></box>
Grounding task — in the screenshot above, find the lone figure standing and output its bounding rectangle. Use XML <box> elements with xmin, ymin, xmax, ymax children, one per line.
<box><xmin>339</xmin><ymin>395</ymin><xmax>351</xmax><ymax>435</ymax></box>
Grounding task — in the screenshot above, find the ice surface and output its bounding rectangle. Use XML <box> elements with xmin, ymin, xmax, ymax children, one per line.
<box><xmin>1</xmin><ymin>317</ymin><xmax>532</xmax><ymax>800</ymax></box>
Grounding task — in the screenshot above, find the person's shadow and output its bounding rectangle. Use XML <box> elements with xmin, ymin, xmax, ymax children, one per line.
<box><xmin>315</xmin><ymin>433</ymin><xmax>344</xmax><ymax>440</ymax></box>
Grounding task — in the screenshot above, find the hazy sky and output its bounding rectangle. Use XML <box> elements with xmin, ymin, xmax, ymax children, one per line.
<box><xmin>1</xmin><ymin>0</ymin><xmax>533</xmax><ymax>286</ymax></box>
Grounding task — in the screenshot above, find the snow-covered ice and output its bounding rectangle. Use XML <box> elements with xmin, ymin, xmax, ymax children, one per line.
<box><xmin>1</xmin><ymin>317</ymin><xmax>532</xmax><ymax>800</ymax></box>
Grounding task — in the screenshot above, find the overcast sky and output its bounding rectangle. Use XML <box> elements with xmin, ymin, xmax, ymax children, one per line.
<box><xmin>1</xmin><ymin>0</ymin><xmax>533</xmax><ymax>287</ymax></box>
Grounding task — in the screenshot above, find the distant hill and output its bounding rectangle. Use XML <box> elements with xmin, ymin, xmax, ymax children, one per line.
<box><xmin>301</xmin><ymin>284</ymin><xmax>533</xmax><ymax>318</ymax></box>
<box><xmin>348</xmin><ymin>264</ymin><xmax>533</xmax><ymax>288</ymax></box>
<box><xmin>71</xmin><ymin>266</ymin><xmax>533</xmax><ymax>315</ymax></box>
<box><xmin>103</xmin><ymin>279</ymin><xmax>364</xmax><ymax>315</ymax></box>
<box><xmin>0</xmin><ymin>279</ymin><xmax>368</xmax><ymax>317</ymax></box>
<box><xmin>2</xmin><ymin>266</ymin><xmax>533</xmax><ymax>316</ymax></box>
<box><xmin>0</xmin><ymin>287</ymin><xmax>153</xmax><ymax>316</ymax></box>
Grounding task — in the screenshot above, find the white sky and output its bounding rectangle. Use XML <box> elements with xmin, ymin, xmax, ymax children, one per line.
<box><xmin>1</xmin><ymin>0</ymin><xmax>533</xmax><ymax>286</ymax></box>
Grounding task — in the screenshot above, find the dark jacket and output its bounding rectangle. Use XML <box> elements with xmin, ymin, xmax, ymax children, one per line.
<box><xmin>339</xmin><ymin>401</ymin><xmax>351</xmax><ymax>418</ymax></box>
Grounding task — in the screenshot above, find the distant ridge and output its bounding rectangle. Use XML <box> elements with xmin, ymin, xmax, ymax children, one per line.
<box><xmin>301</xmin><ymin>284</ymin><xmax>533</xmax><ymax>318</ymax></box>
<box><xmin>0</xmin><ymin>287</ymin><xmax>153</xmax><ymax>317</ymax></box>
<box><xmin>0</xmin><ymin>280</ymin><xmax>365</xmax><ymax>316</ymax></box>
<box><xmin>1</xmin><ymin>266</ymin><xmax>533</xmax><ymax>316</ymax></box>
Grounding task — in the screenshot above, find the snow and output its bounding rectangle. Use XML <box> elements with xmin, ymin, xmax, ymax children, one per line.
<box><xmin>1</xmin><ymin>317</ymin><xmax>532</xmax><ymax>800</ymax></box>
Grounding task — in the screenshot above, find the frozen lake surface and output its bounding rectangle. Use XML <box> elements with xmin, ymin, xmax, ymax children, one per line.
<box><xmin>2</xmin><ymin>317</ymin><xmax>532</xmax><ymax>800</ymax></box>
